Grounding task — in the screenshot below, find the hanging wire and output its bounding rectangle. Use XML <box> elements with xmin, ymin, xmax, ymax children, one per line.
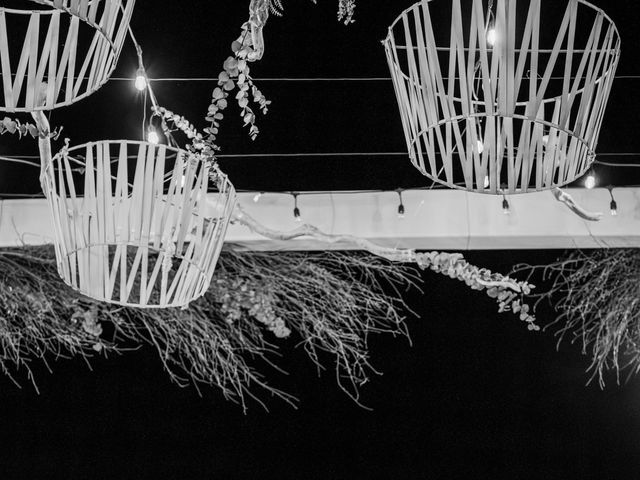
<box><xmin>127</xmin><ymin>25</ymin><xmax>179</xmax><ymax>148</ymax></box>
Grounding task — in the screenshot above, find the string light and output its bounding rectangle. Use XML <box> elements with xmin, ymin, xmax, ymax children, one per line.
<box><xmin>253</xmin><ymin>192</ymin><xmax>263</xmax><ymax>203</ymax></box>
<box><xmin>608</xmin><ymin>186</ymin><xmax>618</xmax><ymax>216</ymax></box>
<box><xmin>396</xmin><ymin>189</ymin><xmax>405</xmax><ymax>219</ymax></box>
<box><xmin>293</xmin><ymin>193</ymin><xmax>301</xmax><ymax>222</ymax></box>
<box><xmin>134</xmin><ymin>67</ymin><xmax>148</xmax><ymax>91</ymax></box>
<box><xmin>147</xmin><ymin>127</ymin><xmax>160</xmax><ymax>145</ymax></box>
<box><xmin>584</xmin><ymin>169</ymin><xmax>597</xmax><ymax>189</ymax></box>
<box><xmin>487</xmin><ymin>27</ymin><xmax>497</xmax><ymax>46</ymax></box>
<box><xmin>502</xmin><ymin>194</ymin><xmax>510</xmax><ymax>214</ymax></box>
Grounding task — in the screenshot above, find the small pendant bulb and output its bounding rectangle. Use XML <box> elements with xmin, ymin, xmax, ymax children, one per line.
<box><xmin>134</xmin><ymin>68</ymin><xmax>147</xmax><ymax>91</ymax></box>
<box><xmin>397</xmin><ymin>190</ymin><xmax>406</xmax><ymax>219</ymax></box>
<box><xmin>502</xmin><ymin>195</ymin><xmax>510</xmax><ymax>215</ymax></box>
<box><xmin>147</xmin><ymin>128</ymin><xmax>159</xmax><ymax>145</ymax></box>
<box><xmin>608</xmin><ymin>186</ymin><xmax>618</xmax><ymax>216</ymax></box>
<box><xmin>487</xmin><ymin>28</ymin><xmax>497</xmax><ymax>46</ymax></box>
<box><xmin>293</xmin><ymin>194</ymin><xmax>302</xmax><ymax>222</ymax></box>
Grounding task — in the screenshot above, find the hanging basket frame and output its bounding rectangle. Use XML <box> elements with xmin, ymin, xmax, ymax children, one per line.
<box><xmin>384</xmin><ymin>0</ymin><xmax>620</xmax><ymax>194</ymax></box>
<box><xmin>0</xmin><ymin>0</ymin><xmax>135</xmax><ymax>112</ymax></box>
<box><xmin>42</xmin><ymin>140</ymin><xmax>237</xmax><ymax>308</ymax></box>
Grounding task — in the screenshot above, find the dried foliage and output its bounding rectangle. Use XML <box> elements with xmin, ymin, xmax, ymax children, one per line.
<box><xmin>0</xmin><ymin>246</ymin><xmax>415</xmax><ymax>411</ymax></box>
<box><xmin>268</xmin><ymin>0</ymin><xmax>357</xmax><ymax>24</ymax></box>
<box><xmin>514</xmin><ymin>249</ymin><xmax>640</xmax><ymax>386</ymax></box>
<box><xmin>0</xmin><ymin>116</ymin><xmax>62</xmax><ymax>140</ymax></box>
<box><xmin>217</xmin><ymin>249</ymin><xmax>416</xmax><ymax>405</ymax></box>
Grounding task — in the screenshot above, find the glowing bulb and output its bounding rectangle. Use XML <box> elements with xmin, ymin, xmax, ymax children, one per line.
<box><xmin>483</xmin><ymin>175</ymin><xmax>490</xmax><ymax>189</ymax></box>
<box><xmin>487</xmin><ymin>28</ymin><xmax>497</xmax><ymax>46</ymax></box>
<box><xmin>476</xmin><ymin>140</ymin><xmax>484</xmax><ymax>154</ymax></box>
<box><xmin>585</xmin><ymin>173</ymin><xmax>596</xmax><ymax>189</ymax></box>
<box><xmin>253</xmin><ymin>192</ymin><xmax>262</xmax><ymax>203</ymax></box>
<box><xmin>147</xmin><ymin>129</ymin><xmax>159</xmax><ymax>145</ymax></box>
<box><xmin>134</xmin><ymin>68</ymin><xmax>147</xmax><ymax>91</ymax></box>
<box><xmin>542</xmin><ymin>135</ymin><xmax>549</xmax><ymax>146</ymax></box>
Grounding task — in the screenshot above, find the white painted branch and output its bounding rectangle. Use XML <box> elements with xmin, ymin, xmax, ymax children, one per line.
<box><xmin>552</xmin><ymin>188</ymin><xmax>603</xmax><ymax>222</ymax></box>
<box><xmin>30</xmin><ymin>105</ymin><xmax>52</xmax><ymax>197</ymax></box>
<box><xmin>234</xmin><ymin>204</ymin><xmax>416</xmax><ymax>263</ymax></box>
<box><xmin>248</xmin><ymin>0</ymin><xmax>269</xmax><ymax>61</ymax></box>
<box><xmin>233</xmin><ymin>204</ymin><xmax>524</xmax><ymax>293</ymax></box>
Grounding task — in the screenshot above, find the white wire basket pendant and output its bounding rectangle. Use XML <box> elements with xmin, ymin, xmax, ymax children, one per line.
<box><xmin>384</xmin><ymin>0</ymin><xmax>620</xmax><ymax>194</ymax></box>
<box><xmin>42</xmin><ymin>140</ymin><xmax>237</xmax><ymax>308</ymax></box>
<box><xmin>0</xmin><ymin>0</ymin><xmax>135</xmax><ymax>112</ymax></box>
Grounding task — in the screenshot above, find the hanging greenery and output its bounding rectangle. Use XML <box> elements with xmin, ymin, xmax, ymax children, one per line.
<box><xmin>0</xmin><ymin>116</ymin><xmax>62</xmax><ymax>140</ymax></box>
<box><xmin>268</xmin><ymin>0</ymin><xmax>357</xmax><ymax>24</ymax></box>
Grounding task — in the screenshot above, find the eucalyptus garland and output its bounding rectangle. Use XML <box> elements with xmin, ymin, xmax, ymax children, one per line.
<box><xmin>0</xmin><ymin>116</ymin><xmax>62</xmax><ymax>140</ymax></box>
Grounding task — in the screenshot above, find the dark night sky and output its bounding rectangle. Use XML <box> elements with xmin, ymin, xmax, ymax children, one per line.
<box><xmin>1</xmin><ymin>1</ymin><xmax>640</xmax><ymax>478</ymax></box>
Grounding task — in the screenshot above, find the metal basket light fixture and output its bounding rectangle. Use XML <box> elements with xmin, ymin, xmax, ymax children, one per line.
<box><xmin>42</xmin><ymin>140</ymin><xmax>236</xmax><ymax>308</ymax></box>
<box><xmin>384</xmin><ymin>0</ymin><xmax>620</xmax><ymax>194</ymax></box>
<box><xmin>0</xmin><ymin>0</ymin><xmax>135</xmax><ymax>112</ymax></box>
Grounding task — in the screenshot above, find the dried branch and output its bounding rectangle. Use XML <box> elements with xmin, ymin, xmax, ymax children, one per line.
<box><xmin>0</xmin><ymin>246</ymin><xmax>420</xmax><ymax>410</ymax></box>
<box><xmin>233</xmin><ymin>204</ymin><xmax>539</xmax><ymax>331</ymax></box>
<box><xmin>513</xmin><ymin>249</ymin><xmax>640</xmax><ymax>386</ymax></box>
<box><xmin>552</xmin><ymin>188</ymin><xmax>603</xmax><ymax>222</ymax></box>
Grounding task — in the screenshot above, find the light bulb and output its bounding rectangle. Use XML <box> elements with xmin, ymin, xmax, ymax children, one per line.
<box><xmin>397</xmin><ymin>204</ymin><xmax>405</xmax><ymax>219</ymax></box>
<box><xmin>134</xmin><ymin>68</ymin><xmax>147</xmax><ymax>91</ymax></box>
<box><xmin>610</xmin><ymin>200</ymin><xmax>618</xmax><ymax>216</ymax></box>
<box><xmin>483</xmin><ymin>175</ymin><xmax>490</xmax><ymax>189</ymax></box>
<box><xmin>147</xmin><ymin>129</ymin><xmax>160</xmax><ymax>145</ymax></box>
<box><xmin>293</xmin><ymin>207</ymin><xmax>301</xmax><ymax>222</ymax></box>
<box><xmin>502</xmin><ymin>196</ymin><xmax>510</xmax><ymax>215</ymax></box>
<box><xmin>476</xmin><ymin>140</ymin><xmax>484</xmax><ymax>154</ymax></box>
<box><xmin>585</xmin><ymin>173</ymin><xmax>596</xmax><ymax>189</ymax></box>
<box><xmin>253</xmin><ymin>192</ymin><xmax>262</xmax><ymax>203</ymax></box>
<box><xmin>487</xmin><ymin>28</ymin><xmax>497</xmax><ymax>46</ymax></box>
<box><xmin>542</xmin><ymin>135</ymin><xmax>549</xmax><ymax>146</ymax></box>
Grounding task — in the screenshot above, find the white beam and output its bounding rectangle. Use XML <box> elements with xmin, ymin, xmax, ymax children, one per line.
<box><xmin>0</xmin><ymin>188</ymin><xmax>637</xmax><ymax>250</ymax></box>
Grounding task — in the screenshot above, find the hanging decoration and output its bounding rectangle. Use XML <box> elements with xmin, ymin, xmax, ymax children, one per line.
<box><xmin>384</xmin><ymin>0</ymin><xmax>620</xmax><ymax>194</ymax></box>
<box><xmin>514</xmin><ymin>249</ymin><xmax>640</xmax><ymax>387</ymax></box>
<box><xmin>0</xmin><ymin>245</ymin><xmax>413</xmax><ymax>409</ymax></box>
<box><xmin>0</xmin><ymin>0</ymin><xmax>135</xmax><ymax>112</ymax></box>
<box><xmin>38</xmin><ymin>138</ymin><xmax>236</xmax><ymax>308</ymax></box>
<box><xmin>0</xmin><ymin>236</ymin><xmax>539</xmax><ymax>410</ymax></box>
<box><xmin>235</xmin><ymin>204</ymin><xmax>539</xmax><ymax>331</ymax></box>
<box><xmin>267</xmin><ymin>0</ymin><xmax>357</xmax><ymax>24</ymax></box>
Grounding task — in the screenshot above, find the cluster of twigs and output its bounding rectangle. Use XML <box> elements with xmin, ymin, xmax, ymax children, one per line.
<box><xmin>514</xmin><ymin>249</ymin><xmax>640</xmax><ymax>387</ymax></box>
<box><xmin>0</xmin><ymin>246</ymin><xmax>415</xmax><ymax>411</ymax></box>
<box><xmin>217</xmin><ymin>249</ymin><xmax>416</xmax><ymax>405</ymax></box>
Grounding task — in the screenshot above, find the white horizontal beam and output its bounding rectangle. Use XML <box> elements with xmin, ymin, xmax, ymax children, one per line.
<box><xmin>0</xmin><ymin>188</ymin><xmax>637</xmax><ymax>250</ymax></box>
